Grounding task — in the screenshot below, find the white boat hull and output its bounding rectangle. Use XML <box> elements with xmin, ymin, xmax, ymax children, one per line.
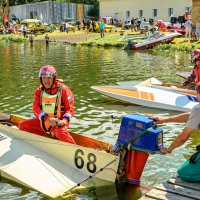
<box><xmin>91</xmin><ymin>85</ymin><xmax>198</xmax><ymax>112</ymax></box>
<box><xmin>0</xmin><ymin>124</ymin><xmax>119</xmax><ymax>198</ymax></box>
<box><xmin>176</xmin><ymin>71</ymin><xmax>192</xmax><ymax>79</ymax></box>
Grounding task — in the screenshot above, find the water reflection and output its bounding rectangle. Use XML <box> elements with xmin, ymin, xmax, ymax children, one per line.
<box><xmin>0</xmin><ymin>41</ymin><xmax>196</xmax><ymax>199</ymax></box>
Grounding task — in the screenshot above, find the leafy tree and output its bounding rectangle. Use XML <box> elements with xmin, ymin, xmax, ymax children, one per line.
<box><xmin>87</xmin><ymin>0</ymin><xmax>99</xmax><ymax>17</ymax></box>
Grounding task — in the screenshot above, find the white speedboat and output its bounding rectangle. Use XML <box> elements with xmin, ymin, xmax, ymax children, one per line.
<box><xmin>0</xmin><ymin>113</ymin><xmax>119</xmax><ymax>198</ymax></box>
<box><xmin>91</xmin><ymin>78</ymin><xmax>197</xmax><ymax>112</ymax></box>
<box><xmin>176</xmin><ymin>71</ymin><xmax>192</xmax><ymax>79</ymax></box>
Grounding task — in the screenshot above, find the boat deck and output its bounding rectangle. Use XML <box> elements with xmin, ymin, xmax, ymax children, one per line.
<box><xmin>139</xmin><ymin>177</ymin><xmax>200</xmax><ymax>200</ymax></box>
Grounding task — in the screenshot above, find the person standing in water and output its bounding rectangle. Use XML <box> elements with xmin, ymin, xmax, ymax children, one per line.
<box><xmin>45</xmin><ymin>34</ymin><xmax>50</xmax><ymax>46</ymax></box>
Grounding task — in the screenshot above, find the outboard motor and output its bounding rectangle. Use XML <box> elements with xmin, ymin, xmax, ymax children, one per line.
<box><xmin>116</xmin><ymin>114</ymin><xmax>163</xmax><ymax>184</ymax></box>
<box><xmin>128</xmin><ymin>39</ymin><xmax>134</xmax><ymax>45</ymax></box>
<box><xmin>123</xmin><ymin>40</ymin><xmax>136</xmax><ymax>50</ymax></box>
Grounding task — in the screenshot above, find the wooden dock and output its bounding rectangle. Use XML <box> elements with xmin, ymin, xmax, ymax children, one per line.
<box><xmin>140</xmin><ymin>177</ymin><xmax>200</xmax><ymax>200</ymax></box>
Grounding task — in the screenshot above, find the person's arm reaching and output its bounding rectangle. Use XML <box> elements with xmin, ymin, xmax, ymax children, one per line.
<box><xmin>150</xmin><ymin>112</ymin><xmax>190</xmax><ymax>124</ymax></box>
<box><xmin>161</xmin><ymin>127</ymin><xmax>193</xmax><ymax>154</ymax></box>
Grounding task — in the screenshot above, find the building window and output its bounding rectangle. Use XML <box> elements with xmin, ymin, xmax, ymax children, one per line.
<box><xmin>153</xmin><ymin>9</ymin><xmax>157</xmax><ymax>17</ymax></box>
<box><xmin>185</xmin><ymin>7</ymin><xmax>191</xmax><ymax>15</ymax></box>
<box><xmin>139</xmin><ymin>10</ymin><xmax>143</xmax><ymax>17</ymax></box>
<box><xmin>168</xmin><ymin>8</ymin><xmax>173</xmax><ymax>17</ymax></box>
<box><xmin>114</xmin><ymin>12</ymin><xmax>119</xmax><ymax>19</ymax></box>
<box><xmin>30</xmin><ymin>11</ymin><xmax>37</xmax><ymax>19</ymax></box>
<box><xmin>126</xmin><ymin>11</ymin><xmax>130</xmax><ymax>19</ymax></box>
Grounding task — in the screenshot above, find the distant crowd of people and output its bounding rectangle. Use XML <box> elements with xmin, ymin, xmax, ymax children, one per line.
<box><xmin>0</xmin><ymin>19</ymin><xmax>20</xmax><ymax>35</ymax></box>
<box><xmin>59</xmin><ymin>18</ymin><xmax>104</xmax><ymax>33</ymax></box>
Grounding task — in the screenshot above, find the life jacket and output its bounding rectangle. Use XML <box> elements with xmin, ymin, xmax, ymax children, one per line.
<box><xmin>40</xmin><ymin>85</ymin><xmax>62</xmax><ymax>133</ymax></box>
<box><xmin>193</xmin><ymin>64</ymin><xmax>200</xmax><ymax>86</ymax></box>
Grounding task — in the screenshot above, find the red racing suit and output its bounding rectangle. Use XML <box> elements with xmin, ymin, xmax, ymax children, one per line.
<box><xmin>194</xmin><ymin>63</ymin><xmax>200</xmax><ymax>87</ymax></box>
<box><xmin>18</xmin><ymin>80</ymin><xmax>75</xmax><ymax>144</ymax></box>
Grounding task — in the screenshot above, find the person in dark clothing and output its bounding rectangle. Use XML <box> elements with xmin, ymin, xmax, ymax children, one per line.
<box><xmin>82</xmin><ymin>19</ymin><xmax>86</xmax><ymax>30</ymax></box>
<box><xmin>29</xmin><ymin>31</ymin><xmax>34</xmax><ymax>45</ymax></box>
<box><xmin>76</xmin><ymin>20</ymin><xmax>81</xmax><ymax>30</ymax></box>
<box><xmin>92</xmin><ymin>21</ymin><xmax>96</xmax><ymax>32</ymax></box>
<box><xmin>60</xmin><ymin>23</ymin><xmax>63</xmax><ymax>32</ymax></box>
<box><xmin>87</xmin><ymin>20</ymin><xmax>91</xmax><ymax>30</ymax></box>
<box><xmin>21</xmin><ymin>24</ymin><xmax>27</xmax><ymax>38</ymax></box>
<box><xmin>45</xmin><ymin>34</ymin><xmax>50</xmax><ymax>46</ymax></box>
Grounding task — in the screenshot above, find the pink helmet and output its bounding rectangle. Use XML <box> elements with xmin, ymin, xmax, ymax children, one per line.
<box><xmin>191</xmin><ymin>49</ymin><xmax>200</xmax><ymax>63</ymax></box>
<box><xmin>39</xmin><ymin>65</ymin><xmax>58</xmax><ymax>80</ymax></box>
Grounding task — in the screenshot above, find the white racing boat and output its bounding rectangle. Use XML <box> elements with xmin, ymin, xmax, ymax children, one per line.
<box><xmin>91</xmin><ymin>77</ymin><xmax>197</xmax><ymax>112</ymax></box>
<box><xmin>176</xmin><ymin>71</ymin><xmax>192</xmax><ymax>79</ymax></box>
<box><xmin>0</xmin><ymin>113</ymin><xmax>119</xmax><ymax>198</ymax></box>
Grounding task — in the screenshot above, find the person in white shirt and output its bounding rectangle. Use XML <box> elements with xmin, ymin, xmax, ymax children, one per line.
<box><xmin>196</xmin><ymin>19</ymin><xmax>200</xmax><ymax>41</ymax></box>
<box><xmin>185</xmin><ymin>18</ymin><xmax>193</xmax><ymax>42</ymax></box>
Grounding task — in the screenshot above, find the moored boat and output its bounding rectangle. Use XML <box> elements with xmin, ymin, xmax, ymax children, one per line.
<box><xmin>91</xmin><ymin>77</ymin><xmax>197</xmax><ymax>112</ymax></box>
<box><xmin>118</xmin><ymin>33</ymin><xmax>147</xmax><ymax>42</ymax></box>
<box><xmin>123</xmin><ymin>32</ymin><xmax>181</xmax><ymax>50</ymax></box>
<box><xmin>0</xmin><ymin>112</ymin><xmax>163</xmax><ymax>198</ymax></box>
<box><xmin>176</xmin><ymin>71</ymin><xmax>192</xmax><ymax>79</ymax></box>
<box><xmin>0</xmin><ymin>113</ymin><xmax>120</xmax><ymax>198</ymax></box>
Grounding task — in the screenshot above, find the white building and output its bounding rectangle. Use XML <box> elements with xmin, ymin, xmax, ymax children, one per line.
<box><xmin>99</xmin><ymin>0</ymin><xmax>192</xmax><ymax>22</ymax></box>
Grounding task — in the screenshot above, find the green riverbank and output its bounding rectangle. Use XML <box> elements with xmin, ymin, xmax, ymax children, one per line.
<box><xmin>1</xmin><ymin>29</ymin><xmax>200</xmax><ymax>51</ymax></box>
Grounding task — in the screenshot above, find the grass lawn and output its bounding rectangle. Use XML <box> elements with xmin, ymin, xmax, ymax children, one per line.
<box><xmin>1</xmin><ymin>28</ymin><xmax>200</xmax><ymax>51</ymax></box>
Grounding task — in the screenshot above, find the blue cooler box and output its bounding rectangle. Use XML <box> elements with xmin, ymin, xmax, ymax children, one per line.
<box><xmin>117</xmin><ymin>114</ymin><xmax>163</xmax><ymax>151</ymax></box>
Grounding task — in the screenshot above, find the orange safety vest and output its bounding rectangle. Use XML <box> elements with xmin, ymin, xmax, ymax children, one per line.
<box><xmin>40</xmin><ymin>85</ymin><xmax>62</xmax><ymax>133</ymax></box>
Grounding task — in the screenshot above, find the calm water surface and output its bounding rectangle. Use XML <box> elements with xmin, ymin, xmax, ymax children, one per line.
<box><xmin>0</xmin><ymin>41</ymin><xmax>197</xmax><ymax>199</ymax></box>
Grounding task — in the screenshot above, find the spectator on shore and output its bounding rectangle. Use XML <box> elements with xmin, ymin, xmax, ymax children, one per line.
<box><xmin>82</xmin><ymin>19</ymin><xmax>86</xmax><ymax>30</ymax></box>
<box><xmin>0</xmin><ymin>25</ymin><xmax>6</xmax><ymax>34</ymax></box>
<box><xmin>14</xmin><ymin>20</ymin><xmax>19</xmax><ymax>35</ymax></box>
<box><xmin>77</xmin><ymin>20</ymin><xmax>81</xmax><ymax>30</ymax></box>
<box><xmin>86</xmin><ymin>19</ymin><xmax>91</xmax><ymax>30</ymax></box>
<box><xmin>99</xmin><ymin>19</ymin><xmax>105</xmax><ymax>38</ymax></box>
<box><xmin>29</xmin><ymin>31</ymin><xmax>34</xmax><ymax>45</ymax></box>
<box><xmin>196</xmin><ymin>19</ymin><xmax>200</xmax><ymax>41</ymax></box>
<box><xmin>130</xmin><ymin>18</ymin><xmax>136</xmax><ymax>32</ymax></box>
<box><xmin>137</xmin><ymin>18</ymin><xmax>141</xmax><ymax>30</ymax></box>
<box><xmin>21</xmin><ymin>24</ymin><xmax>27</xmax><ymax>38</ymax></box>
<box><xmin>60</xmin><ymin>23</ymin><xmax>63</xmax><ymax>32</ymax></box>
<box><xmin>91</xmin><ymin>21</ymin><xmax>95</xmax><ymax>32</ymax></box>
<box><xmin>184</xmin><ymin>11</ymin><xmax>189</xmax><ymax>22</ymax></box>
<box><xmin>63</xmin><ymin>22</ymin><xmax>67</xmax><ymax>32</ymax></box>
<box><xmin>45</xmin><ymin>34</ymin><xmax>50</xmax><ymax>46</ymax></box>
<box><xmin>185</xmin><ymin>18</ymin><xmax>193</xmax><ymax>42</ymax></box>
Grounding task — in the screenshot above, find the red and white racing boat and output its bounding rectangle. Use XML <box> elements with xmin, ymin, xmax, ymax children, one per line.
<box><xmin>123</xmin><ymin>32</ymin><xmax>181</xmax><ymax>50</ymax></box>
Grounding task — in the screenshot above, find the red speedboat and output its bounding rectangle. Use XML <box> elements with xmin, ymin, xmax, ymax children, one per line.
<box><xmin>169</xmin><ymin>27</ymin><xmax>186</xmax><ymax>35</ymax></box>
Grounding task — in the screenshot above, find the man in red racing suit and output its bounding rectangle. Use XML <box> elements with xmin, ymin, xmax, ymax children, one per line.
<box><xmin>18</xmin><ymin>65</ymin><xmax>76</xmax><ymax>144</ymax></box>
<box><xmin>183</xmin><ymin>49</ymin><xmax>200</xmax><ymax>90</ymax></box>
<box><xmin>193</xmin><ymin>63</ymin><xmax>200</xmax><ymax>87</ymax></box>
